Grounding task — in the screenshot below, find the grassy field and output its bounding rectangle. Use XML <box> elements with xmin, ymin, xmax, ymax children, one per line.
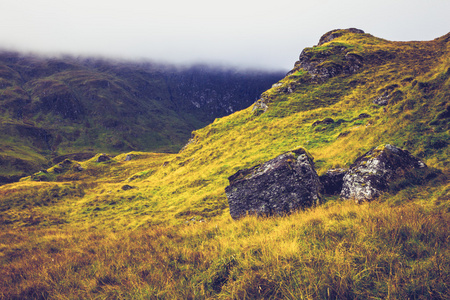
<box><xmin>0</xmin><ymin>29</ymin><xmax>449</xmax><ymax>299</ymax></box>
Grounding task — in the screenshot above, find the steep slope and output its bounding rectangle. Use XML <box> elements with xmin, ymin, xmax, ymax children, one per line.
<box><xmin>98</xmin><ymin>29</ymin><xmax>447</xmax><ymax>224</ymax></box>
<box><xmin>1</xmin><ymin>29</ymin><xmax>449</xmax><ymax>299</ymax></box>
<box><xmin>0</xmin><ymin>53</ymin><xmax>284</xmax><ymax>182</ymax></box>
<box><xmin>2</xmin><ymin>28</ymin><xmax>448</xmax><ymax>226</ymax></box>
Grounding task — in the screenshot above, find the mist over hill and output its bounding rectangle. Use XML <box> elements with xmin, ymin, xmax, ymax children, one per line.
<box><xmin>0</xmin><ymin>52</ymin><xmax>285</xmax><ymax>182</ymax></box>
<box><xmin>0</xmin><ymin>29</ymin><xmax>449</xmax><ymax>299</ymax></box>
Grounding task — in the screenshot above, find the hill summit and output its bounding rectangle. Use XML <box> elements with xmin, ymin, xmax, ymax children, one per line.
<box><xmin>0</xmin><ymin>28</ymin><xmax>449</xmax><ymax>299</ymax></box>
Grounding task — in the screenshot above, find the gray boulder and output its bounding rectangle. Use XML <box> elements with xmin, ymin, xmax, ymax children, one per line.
<box><xmin>341</xmin><ymin>144</ymin><xmax>427</xmax><ymax>202</ymax></box>
<box><xmin>225</xmin><ymin>148</ymin><xmax>322</xmax><ymax>219</ymax></box>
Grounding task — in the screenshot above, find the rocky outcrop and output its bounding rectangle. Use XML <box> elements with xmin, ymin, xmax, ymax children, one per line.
<box><xmin>252</xmin><ymin>97</ymin><xmax>269</xmax><ymax>115</ymax></box>
<box><xmin>287</xmin><ymin>28</ymin><xmax>365</xmax><ymax>81</ymax></box>
<box><xmin>373</xmin><ymin>93</ymin><xmax>390</xmax><ymax>106</ymax></box>
<box><xmin>340</xmin><ymin>144</ymin><xmax>427</xmax><ymax>202</ymax></box>
<box><xmin>96</xmin><ymin>154</ymin><xmax>111</xmax><ymax>162</ymax></box>
<box><xmin>225</xmin><ymin>148</ymin><xmax>322</xmax><ymax>219</ymax></box>
<box><xmin>292</xmin><ymin>46</ymin><xmax>363</xmax><ymax>81</ymax></box>
<box><xmin>320</xmin><ymin>168</ymin><xmax>347</xmax><ymax>195</ymax></box>
<box><xmin>318</xmin><ymin>28</ymin><xmax>365</xmax><ymax>46</ymax></box>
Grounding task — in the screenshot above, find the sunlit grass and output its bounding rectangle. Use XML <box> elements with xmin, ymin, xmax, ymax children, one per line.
<box><xmin>1</xmin><ymin>30</ymin><xmax>449</xmax><ymax>298</ymax></box>
<box><xmin>1</xmin><ymin>183</ymin><xmax>448</xmax><ymax>299</ymax></box>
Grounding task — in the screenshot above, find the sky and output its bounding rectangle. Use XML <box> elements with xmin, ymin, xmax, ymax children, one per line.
<box><xmin>0</xmin><ymin>0</ymin><xmax>449</xmax><ymax>71</ymax></box>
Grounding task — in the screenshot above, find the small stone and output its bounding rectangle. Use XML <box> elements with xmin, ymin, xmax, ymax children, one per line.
<box><xmin>53</xmin><ymin>167</ymin><xmax>63</xmax><ymax>174</ymax></box>
<box><xmin>357</xmin><ymin>113</ymin><xmax>371</xmax><ymax>119</ymax></box>
<box><xmin>121</xmin><ymin>185</ymin><xmax>134</xmax><ymax>191</ymax></box>
<box><xmin>97</xmin><ymin>154</ymin><xmax>111</xmax><ymax>162</ymax></box>
<box><xmin>73</xmin><ymin>164</ymin><xmax>83</xmax><ymax>172</ymax></box>
<box><xmin>373</xmin><ymin>93</ymin><xmax>389</xmax><ymax>106</ymax></box>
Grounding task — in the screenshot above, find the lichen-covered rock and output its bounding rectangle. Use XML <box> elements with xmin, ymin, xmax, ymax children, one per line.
<box><xmin>292</xmin><ymin>45</ymin><xmax>363</xmax><ymax>82</ymax></box>
<box><xmin>373</xmin><ymin>92</ymin><xmax>390</xmax><ymax>106</ymax></box>
<box><xmin>286</xmin><ymin>29</ymin><xmax>365</xmax><ymax>81</ymax></box>
<box><xmin>340</xmin><ymin>144</ymin><xmax>427</xmax><ymax>202</ymax></box>
<box><xmin>225</xmin><ymin>148</ymin><xmax>322</xmax><ymax>219</ymax></box>
<box><xmin>252</xmin><ymin>97</ymin><xmax>269</xmax><ymax>114</ymax></box>
<box><xmin>320</xmin><ymin>168</ymin><xmax>347</xmax><ymax>195</ymax></box>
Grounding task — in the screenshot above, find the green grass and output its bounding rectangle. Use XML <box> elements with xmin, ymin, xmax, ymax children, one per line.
<box><xmin>0</xmin><ymin>185</ymin><xmax>448</xmax><ymax>299</ymax></box>
<box><xmin>0</xmin><ymin>56</ymin><xmax>282</xmax><ymax>178</ymax></box>
<box><xmin>0</xmin><ymin>29</ymin><xmax>449</xmax><ymax>298</ymax></box>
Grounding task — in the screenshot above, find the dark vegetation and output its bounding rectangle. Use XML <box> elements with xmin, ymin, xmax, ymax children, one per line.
<box><xmin>0</xmin><ymin>53</ymin><xmax>284</xmax><ymax>181</ymax></box>
<box><xmin>0</xmin><ymin>29</ymin><xmax>449</xmax><ymax>298</ymax></box>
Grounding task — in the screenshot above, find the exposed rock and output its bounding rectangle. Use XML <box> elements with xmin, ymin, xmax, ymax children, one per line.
<box><xmin>373</xmin><ymin>85</ymin><xmax>403</xmax><ymax>106</ymax></box>
<box><xmin>337</xmin><ymin>131</ymin><xmax>351</xmax><ymax>139</ymax></box>
<box><xmin>252</xmin><ymin>97</ymin><xmax>269</xmax><ymax>114</ymax></box>
<box><xmin>318</xmin><ymin>28</ymin><xmax>365</xmax><ymax>46</ymax></box>
<box><xmin>59</xmin><ymin>159</ymin><xmax>72</xmax><ymax>168</ymax></box>
<box><xmin>225</xmin><ymin>148</ymin><xmax>322</xmax><ymax>219</ymax></box>
<box><xmin>341</xmin><ymin>144</ymin><xmax>427</xmax><ymax>202</ymax></box>
<box><xmin>287</xmin><ymin>29</ymin><xmax>365</xmax><ymax>80</ymax></box>
<box><xmin>320</xmin><ymin>168</ymin><xmax>347</xmax><ymax>195</ymax></box>
<box><xmin>121</xmin><ymin>185</ymin><xmax>134</xmax><ymax>191</ymax></box>
<box><xmin>373</xmin><ymin>92</ymin><xmax>390</xmax><ymax>106</ymax></box>
<box><xmin>73</xmin><ymin>164</ymin><xmax>83</xmax><ymax>172</ymax></box>
<box><xmin>357</xmin><ymin>113</ymin><xmax>371</xmax><ymax>119</ymax></box>
<box><xmin>97</xmin><ymin>154</ymin><xmax>111</xmax><ymax>162</ymax></box>
<box><xmin>53</xmin><ymin>167</ymin><xmax>63</xmax><ymax>174</ymax></box>
<box><xmin>293</xmin><ymin>45</ymin><xmax>364</xmax><ymax>82</ymax></box>
<box><xmin>124</xmin><ymin>154</ymin><xmax>132</xmax><ymax>161</ymax></box>
<box><xmin>312</xmin><ymin>118</ymin><xmax>334</xmax><ymax>127</ymax></box>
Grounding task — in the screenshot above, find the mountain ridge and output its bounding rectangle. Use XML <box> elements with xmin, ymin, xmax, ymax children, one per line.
<box><xmin>5</xmin><ymin>27</ymin><xmax>448</xmax><ymax>224</ymax></box>
<box><xmin>0</xmin><ymin>53</ymin><xmax>284</xmax><ymax>182</ymax></box>
<box><xmin>0</xmin><ymin>29</ymin><xmax>449</xmax><ymax>299</ymax></box>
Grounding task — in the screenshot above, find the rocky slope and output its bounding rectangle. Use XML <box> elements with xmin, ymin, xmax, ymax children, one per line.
<box><xmin>0</xmin><ymin>52</ymin><xmax>284</xmax><ymax>182</ymax></box>
<box><xmin>1</xmin><ymin>29</ymin><xmax>449</xmax><ymax>299</ymax></box>
<box><xmin>3</xmin><ymin>27</ymin><xmax>448</xmax><ymax>226</ymax></box>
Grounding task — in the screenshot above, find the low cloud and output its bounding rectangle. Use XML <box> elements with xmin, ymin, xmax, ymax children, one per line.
<box><xmin>0</xmin><ymin>0</ymin><xmax>449</xmax><ymax>70</ymax></box>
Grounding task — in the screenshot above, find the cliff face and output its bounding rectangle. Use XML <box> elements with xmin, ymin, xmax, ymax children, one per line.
<box><xmin>0</xmin><ymin>52</ymin><xmax>284</xmax><ymax>180</ymax></box>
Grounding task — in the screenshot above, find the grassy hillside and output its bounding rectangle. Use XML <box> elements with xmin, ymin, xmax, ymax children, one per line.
<box><xmin>0</xmin><ymin>29</ymin><xmax>449</xmax><ymax>299</ymax></box>
<box><xmin>0</xmin><ymin>53</ymin><xmax>283</xmax><ymax>182</ymax></box>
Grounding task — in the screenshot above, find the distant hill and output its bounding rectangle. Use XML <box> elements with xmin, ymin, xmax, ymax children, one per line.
<box><xmin>0</xmin><ymin>52</ymin><xmax>284</xmax><ymax>182</ymax></box>
<box><xmin>1</xmin><ymin>29</ymin><xmax>449</xmax><ymax>300</ymax></box>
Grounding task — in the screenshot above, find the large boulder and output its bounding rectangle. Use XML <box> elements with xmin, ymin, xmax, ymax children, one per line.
<box><xmin>340</xmin><ymin>144</ymin><xmax>427</xmax><ymax>202</ymax></box>
<box><xmin>225</xmin><ymin>148</ymin><xmax>322</xmax><ymax>219</ymax></box>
